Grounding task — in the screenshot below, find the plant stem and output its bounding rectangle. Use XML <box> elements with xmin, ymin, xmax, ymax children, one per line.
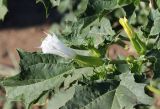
<box><xmin>107</xmin><ymin>60</ymin><xmax>127</xmax><ymax>64</ymax></box>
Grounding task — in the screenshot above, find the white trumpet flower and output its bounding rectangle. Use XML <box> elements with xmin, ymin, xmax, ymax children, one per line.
<box><xmin>40</xmin><ymin>33</ymin><xmax>76</xmax><ymax>59</ymax></box>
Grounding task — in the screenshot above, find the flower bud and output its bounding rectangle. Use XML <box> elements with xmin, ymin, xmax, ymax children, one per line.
<box><xmin>119</xmin><ymin>17</ymin><xmax>135</xmax><ymax>39</ymax></box>
<box><xmin>119</xmin><ymin>17</ymin><xmax>147</xmax><ymax>54</ymax></box>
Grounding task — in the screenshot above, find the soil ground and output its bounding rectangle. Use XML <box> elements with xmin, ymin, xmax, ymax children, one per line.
<box><xmin>0</xmin><ymin>25</ymin><xmax>49</xmax><ymax>67</ymax></box>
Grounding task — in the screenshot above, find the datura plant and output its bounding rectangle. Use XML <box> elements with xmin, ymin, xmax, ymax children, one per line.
<box><xmin>41</xmin><ymin>33</ymin><xmax>103</xmax><ymax>67</ymax></box>
<box><xmin>2</xmin><ymin>0</ymin><xmax>160</xmax><ymax>109</ymax></box>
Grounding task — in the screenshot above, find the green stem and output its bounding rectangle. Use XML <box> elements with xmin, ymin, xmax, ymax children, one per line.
<box><xmin>89</xmin><ymin>48</ymin><xmax>101</xmax><ymax>57</ymax></box>
<box><xmin>75</xmin><ymin>55</ymin><xmax>104</xmax><ymax>67</ymax></box>
<box><xmin>135</xmin><ymin>35</ymin><xmax>147</xmax><ymax>54</ymax></box>
<box><xmin>108</xmin><ymin>60</ymin><xmax>127</xmax><ymax>64</ymax></box>
<box><xmin>130</xmin><ymin>35</ymin><xmax>147</xmax><ymax>55</ymax></box>
<box><xmin>147</xmin><ymin>85</ymin><xmax>160</xmax><ymax>95</ymax></box>
<box><xmin>130</xmin><ymin>38</ymin><xmax>142</xmax><ymax>54</ymax></box>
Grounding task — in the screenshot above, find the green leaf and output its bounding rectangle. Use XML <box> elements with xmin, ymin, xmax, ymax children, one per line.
<box><xmin>63</xmin><ymin>17</ymin><xmax>115</xmax><ymax>47</ymax></box>
<box><xmin>149</xmin><ymin>9</ymin><xmax>160</xmax><ymax>35</ymax></box>
<box><xmin>18</xmin><ymin>50</ymin><xmax>65</xmax><ymax>69</ymax></box>
<box><xmin>87</xmin><ymin>0</ymin><xmax>137</xmax><ymax>15</ymax></box>
<box><xmin>47</xmin><ymin>87</ymin><xmax>75</xmax><ymax>109</ymax></box>
<box><xmin>0</xmin><ymin>0</ymin><xmax>8</xmax><ymax>20</ymax></box>
<box><xmin>80</xmin><ymin>90</ymin><xmax>116</xmax><ymax>109</ymax></box>
<box><xmin>150</xmin><ymin>18</ymin><xmax>160</xmax><ymax>35</ymax></box>
<box><xmin>116</xmin><ymin>64</ymin><xmax>130</xmax><ymax>73</ymax></box>
<box><xmin>88</xmin><ymin>0</ymin><xmax>118</xmax><ymax>13</ymax></box>
<box><xmin>60</xmin><ymin>82</ymin><xmax>113</xmax><ymax>109</ymax></box>
<box><xmin>117</xmin><ymin>73</ymin><xmax>153</xmax><ymax>106</ymax></box>
<box><xmin>50</xmin><ymin>0</ymin><xmax>60</xmax><ymax>7</ymax></box>
<box><xmin>147</xmin><ymin>49</ymin><xmax>160</xmax><ymax>78</ymax></box>
<box><xmin>85</xmin><ymin>73</ymin><xmax>152</xmax><ymax>109</ymax></box>
<box><xmin>4</xmin><ymin>72</ymin><xmax>66</xmax><ymax>109</ymax></box>
<box><xmin>3</xmin><ymin>67</ymin><xmax>94</xmax><ymax>109</ymax></box>
<box><xmin>156</xmin><ymin>0</ymin><xmax>160</xmax><ymax>9</ymax></box>
<box><xmin>57</xmin><ymin>0</ymin><xmax>71</xmax><ymax>13</ymax></box>
<box><xmin>118</xmin><ymin>0</ymin><xmax>140</xmax><ymax>6</ymax></box>
<box><xmin>74</xmin><ymin>0</ymin><xmax>89</xmax><ymax>16</ymax></box>
<box><xmin>87</xmin><ymin>18</ymin><xmax>115</xmax><ymax>47</ymax></box>
<box><xmin>118</xmin><ymin>0</ymin><xmax>133</xmax><ymax>5</ymax></box>
<box><xmin>60</xmin><ymin>73</ymin><xmax>152</xmax><ymax>109</ymax></box>
<box><xmin>17</xmin><ymin>50</ymin><xmax>73</xmax><ymax>81</ymax></box>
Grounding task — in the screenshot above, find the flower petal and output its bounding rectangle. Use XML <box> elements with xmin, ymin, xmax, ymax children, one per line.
<box><xmin>41</xmin><ymin>33</ymin><xmax>76</xmax><ymax>58</ymax></box>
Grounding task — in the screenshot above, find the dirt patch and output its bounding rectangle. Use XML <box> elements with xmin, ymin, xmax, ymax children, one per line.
<box><xmin>0</xmin><ymin>25</ymin><xmax>49</xmax><ymax>67</ymax></box>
